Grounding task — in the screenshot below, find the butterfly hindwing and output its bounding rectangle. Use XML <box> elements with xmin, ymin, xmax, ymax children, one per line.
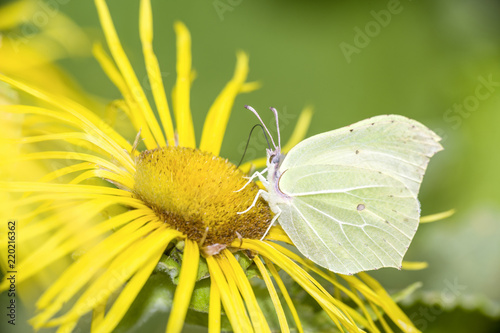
<box><xmin>277</xmin><ymin>164</ymin><xmax>419</xmax><ymax>274</ymax></box>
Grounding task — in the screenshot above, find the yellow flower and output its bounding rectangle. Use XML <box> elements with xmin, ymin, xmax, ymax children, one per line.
<box><xmin>0</xmin><ymin>0</ymin><xmax>426</xmax><ymax>332</ymax></box>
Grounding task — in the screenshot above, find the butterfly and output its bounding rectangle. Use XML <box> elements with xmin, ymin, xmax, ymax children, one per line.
<box><xmin>238</xmin><ymin>105</ymin><xmax>443</xmax><ymax>275</ymax></box>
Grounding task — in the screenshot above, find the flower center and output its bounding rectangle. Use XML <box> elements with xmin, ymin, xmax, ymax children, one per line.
<box><xmin>133</xmin><ymin>147</ymin><xmax>272</xmax><ymax>248</ymax></box>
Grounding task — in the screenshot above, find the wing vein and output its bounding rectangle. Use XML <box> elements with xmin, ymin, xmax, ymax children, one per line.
<box><xmin>298</xmin><ymin>201</ymin><xmax>374</xmax><ymax>271</ymax></box>
<box><xmin>290</xmin><ymin>203</ymin><xmax>352</xmax><ymax>272</ymax></box>
<box><xmin>291</xmin><ymin>185</ymin><xmax>391</xmax><ymax>197</ymax></box>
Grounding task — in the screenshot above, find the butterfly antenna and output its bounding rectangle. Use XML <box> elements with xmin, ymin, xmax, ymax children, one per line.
<box><xmin>244</xmin><ymin>105</ymin><xmax>277</xmax><ymax>148</ymax></box>
<box><xmin>236</xmin><ymin>124</ymin><xmax>270</xmax><ymax>167</ymax></box>
<box><xmin>270</xmin><ymin>107</ymin><xmax>281</xmax><ymax>149</ymax></box>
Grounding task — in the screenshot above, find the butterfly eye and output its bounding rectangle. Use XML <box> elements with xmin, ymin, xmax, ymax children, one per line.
<box><xmin>268</xmin><ymin>154</ymin><xmax>275</xmax><ymax>164</ymax></box>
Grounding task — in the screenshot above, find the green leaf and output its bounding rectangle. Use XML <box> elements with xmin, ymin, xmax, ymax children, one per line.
<box><xmin>156</xmin><ymin>248</ymin><xmax>210</xmax><ymax>285</ymax></box>
<box><xmin>189</xmin><ymin>278</ymin><xmax>210</xmax><ymax>313</ymax></box>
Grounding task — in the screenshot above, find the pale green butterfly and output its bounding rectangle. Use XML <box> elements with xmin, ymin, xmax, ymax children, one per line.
<box><xmin>238</xmin><ymin>105</ymin><xmax>443</xmax><ymax>275</ymax></box>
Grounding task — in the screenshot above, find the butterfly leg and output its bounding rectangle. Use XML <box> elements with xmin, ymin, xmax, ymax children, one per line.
<box><xmin>260</xmin><ymin>207</ymin><xmax>281</xmax><ymax>240</ymax></box>
<box><xmin>237</xmin><ymin>189</ymin><xmax>268</xmax><ymax>214</ymax></box>
<box><xmin>242</xmin><ymin>168</ymin><xmax>266</xmax><ymax>180</ymax></box>
<box><xmin>234</xmin><ymin>168</ymin><xmax>268</xmax><ymax>193</ymax></box>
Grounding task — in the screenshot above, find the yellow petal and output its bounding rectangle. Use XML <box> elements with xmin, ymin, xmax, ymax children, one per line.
<box><xmin>263</xmin><ymin>258</ymin><xmax>304</xmax><ymax>333</ymax></box>
<box><xmin>401</xmin><ymin>261</ymin><xmax>428</xmax><ymax>270</ymax></box>
<box><xmin>94</xmin><ymin>0</ymin><xmax>166</xmax><ymax>148</ymax></box>
<box><xmin>241</xmin><ymin>239</ymin><xmax>360</xmax><ymax>332</ymax></box>
<box><xmin>165</xmin><ymin>240</ymin><xmax>200</xmax><ymax>333</ymax></box>
<box><xmin>93</xmin><ymin>248</ymin><xmax>165</xmax><ymax>333</ymax></box>
<box><xmin>40</xmin><ymin>226</ymin><xmax>178</xmax><ymax>328</ymax></box>
<box><xmin>139</xmin><ymin>0</ymin><xmax>176</xmax><ymax>146</ymax></box>
<box><xmin>207</xmin><ymin>255</ymin><xmax>250</xmax><ymax>333</ymax></box>
<box><xmin>8</xmin><ymin>151</ymin><xmax>127</xmax><ymax>177</ymax></box>
<box><xmin>253</xmin><ymin>256</ymin><xmax>289</xmax><ymax>333</ymax></box>
<box><xmin>345</xmin><ymin>281</ymin><xmax>380</xmax><ymax>333</ymax></box>
<box><xmin>92</xmin><ymin>43</ymin><xmax>155</xmax><ymax>143</ymax></box>
<box><xmin>200</xmin><ymin>51</ymin><xmax>250</xmax><ymax>155</ymax></box>
<box><xmin>357</xmin><ymin>272</ymin><xmax>420</xmax><ymax>333</ymax></box>
<box><xmin>420</xmin><ymin>209</ymin><xmax>455</xmax><ymax>223</ymax></box>
<box><xmin>29</xmin><ymin>220</ymin><xmax>164</xmax><ymax>328</ymax></box>
<box><xmin>2</xmin><ymin>174</ymin><xmax>119</xmax><ymax>190</ymax></box>
<box><xmin>240</xmin><ymin>81</ymin><xmax>261</xmax><ymax>93</ymax></box>
<box><xmin>265</xmin><ymin>226</ymin><xmax>293</xmax><ymax>244</ymax></box>
<box><xmin>11</xmin><ymin>192</ymin><xmax>146</xmax><ymax>213</ymax></box>
<box><xmin>263</xmin><ymin>240</ymin><xmax>379</xmax><ymax>330</ymax></box>
<box><xmin>209</xmin><ymin>277</ymin><xmax>221</xmax><ymax>333</ymax></box>
<box><xmin>0</xmin><ymin>80</ymin><xmax>135</xmax><ymax>173</ymax></box>
<box><xmin>70</xmin><ymin>169</ymin><xmax>134</xmax><ymax>191</ymax></box>
<box><xmin>1</xmin><ymin>199</ymin><xmax>129</xmax><ymax>290</ymax></box>
<box><xmin>369</xmin><ymin>302</ymin><xmax>393</xmax><ymax>333</ymax></box>
<box><xmin>34</xmin><ymin>217</ymin><xmax>161</xmax><ymax>312</ymax></box>
<box><xmin>221</xmin><ymin>250</ymin><xmax>270</xmax><ymax>333</ymax></box>
<box><xmin>0</xmin><ymin>0</ymin><xmax>35</xmax><ymax>30</ymax></box>
<box><xmin>173</xmin><ymin>21</ymin><xmax>196</xmax><ymax>148</ymax></box>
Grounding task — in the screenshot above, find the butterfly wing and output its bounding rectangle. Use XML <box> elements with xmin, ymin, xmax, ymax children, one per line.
<box><xmin>275</xmin><ymin>115</ymin><xmax>442</xmax><ymax>274</ymax></box>
<box><xmin>279</xmin><ymin>115</ymin><xmax>443</xmax><ymax>196</ymax></box>
<box><xmin>278</xmin><ymin>164</ymin><xmax>419</xmax><ymax>274</ymax></box>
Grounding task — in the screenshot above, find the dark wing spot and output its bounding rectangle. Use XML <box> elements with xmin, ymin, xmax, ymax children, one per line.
<box><xmin>350</xmin><ymin>128</ymin><xmax>354</xmax><ymax>132</ymax></box>
<box><xmin>371</xmin><ymin>122</ymin><xmax>375</xmax><ymax>126</ymax></box>
<box><xmin>355</xmin><ymin>150</ymin><xmax>360</xmax><ymax>154</ymax></box>
<box><xmin>357</xmin><ymin>204</ymin><xmax>365</xmax><ymax>211</ymax></box>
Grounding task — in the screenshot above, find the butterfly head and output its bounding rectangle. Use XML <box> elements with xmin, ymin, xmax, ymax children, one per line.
<box><xmin>266</xmin><ymin>147</ymin><xmax>284</xmax><ymax>168</ymax></box>
<box><xmin>244</xmin><ymin>104</ymin><xmax>285</xmax><ymax>172</ymax></box>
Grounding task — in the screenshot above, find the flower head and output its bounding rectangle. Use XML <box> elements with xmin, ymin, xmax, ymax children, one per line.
<box><xmin>133</xmin><ymin>146</ymin><xmax>271</xmax><ymax>250</ymax></box>
<box><xmin>1</xmin><ymin>0</ymin><xmax>423</xmax><ymax>332</ymax></box>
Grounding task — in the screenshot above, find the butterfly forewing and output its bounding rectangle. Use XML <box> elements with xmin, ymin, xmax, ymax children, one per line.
<box><xmin>279</xmin><ymin>115</ymin><xmax>443</xmax><ymax>197</ymax></box>
<box><xmin>278</xmin><ymin>164</ymin><xmax>419</xmax><ymax>274</ymax></box>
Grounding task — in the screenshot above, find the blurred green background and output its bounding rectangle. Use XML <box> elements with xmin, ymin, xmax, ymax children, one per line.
<box><xmin>2</xmin><ymin>0</ymin><xmax>500</xmax><ymax>331</ymax></box>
